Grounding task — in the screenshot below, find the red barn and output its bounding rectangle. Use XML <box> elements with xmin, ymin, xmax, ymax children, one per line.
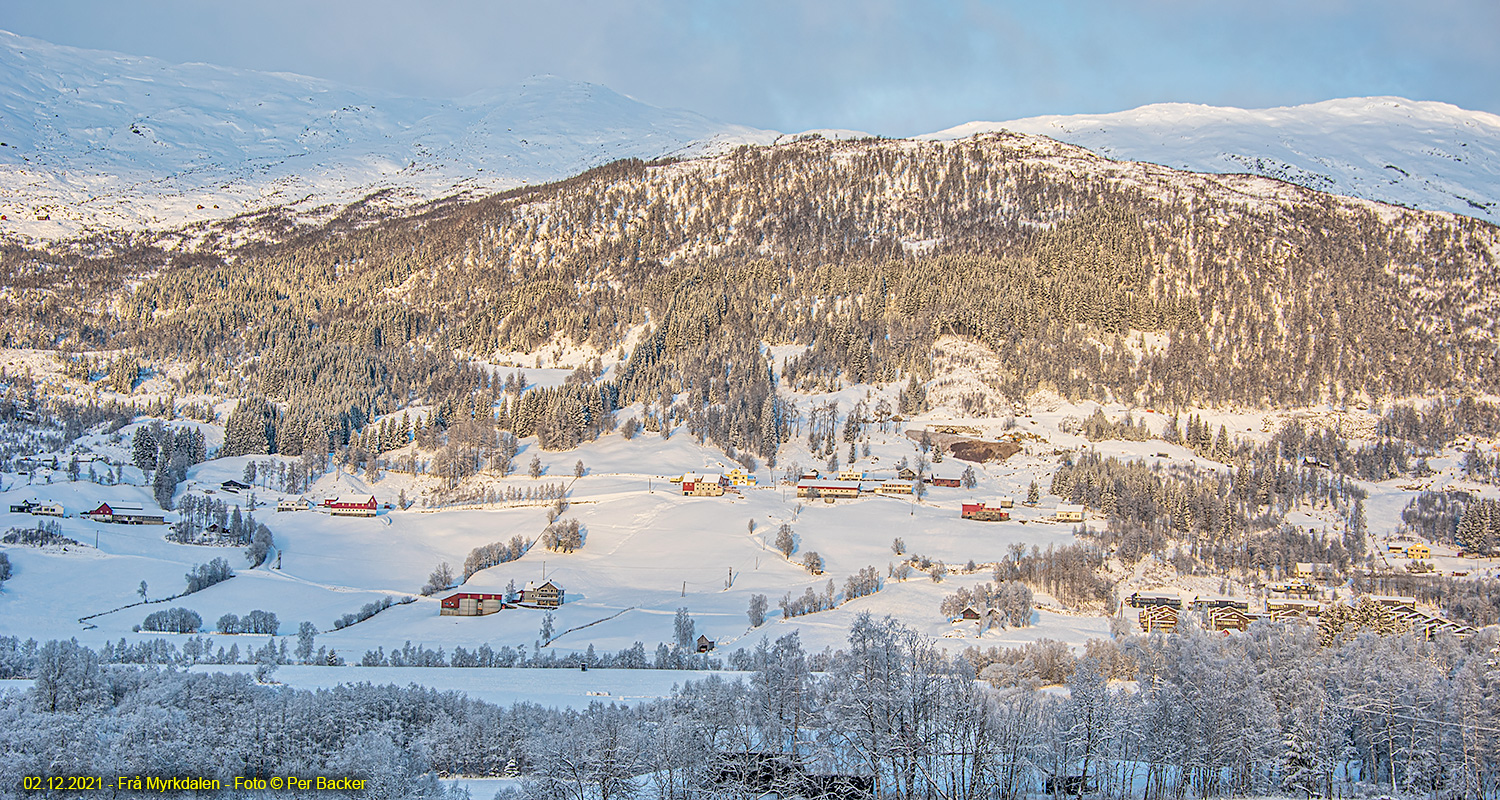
<box><xmin>961</xmin><ymin>502</ymin><xmax>1009</xmax><ymax>521</ymax></box>
<box><xmin>86</xmin><ymin>502</ymin><xmax>166</xmax><ymax>525</ymax></box>
<box><xmin>929</xmin><ymin>477</ymin><xmax>960</xmax><ymax>488</ymax></box>
<box><xmin>324</xmin><ymin>495</ymin><xmax>377</xmax><ymax>517</ymax></box>
<box><xmin>440</xmin><ymin>592</ymin><xmax>511</xmax><ymax>616</ymax></box>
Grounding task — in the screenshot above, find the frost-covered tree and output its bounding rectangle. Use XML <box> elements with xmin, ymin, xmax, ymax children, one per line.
<box><xmin>222</xmin><ymin>397</ymin><xmax>279</xmax><ymax>457</ymax></box>
<box><xmin>295</xmin><ymin>621</ymin><xmax>317</xmax><ymax>664</ymax></box>
<box><xmin>131</xmin><ymin>426</ymin><xmax>159</xmax><ymax>473</ymax></box>
<box><xmin>775</xmin><ymin>523</ymin><xmax>795</xmax><ymax>558</ymax></box>
<box><xmin>673</xmin><ymin>607</ymin><xmax>695</xmax><ymax>648</ymax></box>
<box><xmin>747</xmin><ymin>594</ymin><xmax>768</xmax><ymax>627</ymax></box>
<box><xmin>802</xmin><ymin>551</ymin><xmax>824</xmax><ymax>575</ymax></box>
<box><xmin>421</xmin><ymin>562</ymin><xmax>454</xmax><ymax>596</ymax></box>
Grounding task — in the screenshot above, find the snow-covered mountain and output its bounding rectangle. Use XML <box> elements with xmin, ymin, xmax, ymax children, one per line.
<box><xmin>0</xmin><ymin>30</ymin><xmax>777</xmax><ymax>238</ymax></box>
<box><xmin>5</xmin><ymin>26</ymin><xmax>1500</xmax><ymax>240</ymax></box>
<box><xmin>924</xmin><ymin>97</ymin><xmax>1500</xmax><ymax>222</ymax></box>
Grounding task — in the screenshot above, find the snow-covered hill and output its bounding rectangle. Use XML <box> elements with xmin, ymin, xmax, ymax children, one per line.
<box><xmin>924</xmin><ymin>97</ymin><xmax>1500</xmax><ymax>222</ymax></box>
<box><xmin>0</xmin><ymin>30</ymin><xmax>776</xmax><ymax>238</ymax></box>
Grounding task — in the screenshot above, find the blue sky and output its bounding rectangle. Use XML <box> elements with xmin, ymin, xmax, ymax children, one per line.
<box><xmin>3</xmin><ymin>0</ymin><xmax>1495</xmax><ymax>137</ymax></box>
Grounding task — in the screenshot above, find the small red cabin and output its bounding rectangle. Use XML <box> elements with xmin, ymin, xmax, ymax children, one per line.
<box><xmin>929</xmin><ymin>477</ymin><xmax>960</xmax><ymax>488</ymax></box>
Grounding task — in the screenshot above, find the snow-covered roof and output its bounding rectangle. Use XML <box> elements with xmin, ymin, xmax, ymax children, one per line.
<box><xmin>797</xmin><ymin>480</ymin><xmax>862</xmax><ymax>490</ymax></box>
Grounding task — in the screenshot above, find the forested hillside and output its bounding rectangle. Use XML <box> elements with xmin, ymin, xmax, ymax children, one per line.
<box><xmin>3</xmin><ymin>131</ymin><xmax>1498</xmax><ymax>458</ymax></box>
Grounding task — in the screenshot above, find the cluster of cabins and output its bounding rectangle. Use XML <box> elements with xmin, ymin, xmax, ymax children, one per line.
<box><xmin>8</xmin><ymin>499</ymin><xmax>65</xmax><ymax>517</ymax></box>
<box><xmin>9</xmin><ymin>498</ymin><xmax>168</xmax><ymax>525</ymax></box>
<box><xmin>1127</xmin><ymin>590</ymin><xmax>1477</xmax><ymax>638</ymax></box>
<box><xmin>671</xmin><ymin>466</ymin><xmax>1089</xmax><ymax>525</ymax></box>
<box><xmin>275</xmin><ymin>495</ymin><xmax>377</xmax><ymax>517</ymax></box>
<box><xmin>440</xmin><ymin>580</ymin><xmax>565</xmax><ymax>615</ymax></box>
<box><xmin>674</xmin><ymin>468</ymin><xmax>758</xmax><ymax>497</ymax></box>
<box><xmin>1388</xmin><ymin>541</ymin><xmax>1431</xmax><ymax>559</ymax></box>
<box><xmin>793</xmin><ymin>467</ymin><xmax>936</xmax><ymax>500</ymax></box>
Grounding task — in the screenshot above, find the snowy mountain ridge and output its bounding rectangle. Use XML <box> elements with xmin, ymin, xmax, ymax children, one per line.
<box><xmin>4</xmin><ymin>27</ymin><xmax>1500</xmax><ymax>241</ymax></box>
<box><xmin>924</xmin><ymin>97</ymin><xmax>1500</xmax><ymax>223</ymax></box>
<box><xmin>0</xmin><ymin>29</ymin><xmax>777</xmax><ymax>238</ymax></box>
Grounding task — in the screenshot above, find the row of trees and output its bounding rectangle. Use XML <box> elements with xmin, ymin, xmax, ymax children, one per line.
<box><xmin>3</xmin><ymin>614</ymin><xmax>1498</xmax><ymax>798</ymax></box>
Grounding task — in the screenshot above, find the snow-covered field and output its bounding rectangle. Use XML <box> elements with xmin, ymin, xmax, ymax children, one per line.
<box><xmin>4</xmin><ymin>370</ymin><xmax>1498</xmax><ymax>707</ymax></box>
<box><xmin>188</xmin><ymin>665</ymin><xmax>741</xmax><ymax>710</ymax></box>
<box><xmin>0</xmin><ymin>405</ymin><xmax>1107</xmax><ymax>662</ymax></box>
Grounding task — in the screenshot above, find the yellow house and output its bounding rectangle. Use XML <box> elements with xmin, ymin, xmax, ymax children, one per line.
<box><xmin>1405</xmin><ymin>543</ymin><xmax>1431</xmax><ymax>559</ymax></box>
<box><xmin>837</xmin><ymin>468</ymin><xmax>865</xmax><ymax>482</ymax></box>
<box><xmin>726</xmin><ymin>468</ymin><xmax>758</xmax><ymax>487</ymax></box>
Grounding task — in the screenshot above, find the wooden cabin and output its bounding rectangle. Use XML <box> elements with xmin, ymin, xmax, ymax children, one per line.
<box><xmin>1207</xmin><ymin>607</ymin><xmax>1258</xmax><ymax>632</ymax></box>
<box><xmin>277</xmin><ymin>497</ymin><xmax>313</xmax><ymax>512</ymax></box>
<box><xmin>1190</xmin><ymin>596</ymin><xmax>1250</xmax><ymax>612</ymax></box>
<box><xmin>1294</xmin><ymin>562</ymin><xmax>1336</xmax><ymax>579</ymax></box>
<box><xmin>1126</xmin><ymin>591</ymin><xmax>1182</xmax><ymax>609</ymax></box>
<box><xmin>521</xmin><ymin>580</ymin><xmax>565</xmax><ymax>608</ymax></box>
<box><xmin>1139</xmin><ymin>606</ymin><xmax>1178</xmax><ymax>633</ymax></box>
<box><xmin>876</xmin><ymin>480</ymin><xmax>913</xmax><ymax>495</ymax></box>
<box><xmin>681</xmin><ymin>475</ymin><xmax>726</xmax><ymax>496</ymax></box>
<box><xmin>1368</xmin><ymin>595</ymin><xmax>1417</xmax><ymax>610</ymax></box>
<box><xmin>1267</xmin><ymin>599</ymin><xmax>1323</xmax><ymax>620</ymax></box>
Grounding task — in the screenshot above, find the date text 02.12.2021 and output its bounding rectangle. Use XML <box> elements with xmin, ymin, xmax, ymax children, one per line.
<box><xmin>22</xmin><ymin>776</ymin><xmax>103</xmax><ymax>791</ymax></box>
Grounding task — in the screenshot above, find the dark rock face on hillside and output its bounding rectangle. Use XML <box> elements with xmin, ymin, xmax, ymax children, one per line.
<box><xmin>949</xmin><ymin>439</ymin><xmax>1023</xmax><ymax>464</ymax></box>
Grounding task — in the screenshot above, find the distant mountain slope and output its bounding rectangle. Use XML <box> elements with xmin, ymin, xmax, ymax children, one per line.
<box><xmin>0</xmin><ymin>30</ymin><xmax>776</xmax><ymax>238</ymax></box>
<box><xmin>924</xmin><ymin>97</ymin><xmax>1500</xmax><ymax>222</ymax></box>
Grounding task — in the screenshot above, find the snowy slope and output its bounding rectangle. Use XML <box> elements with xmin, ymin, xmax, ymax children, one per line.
<box><xmin>924</xmin><ymin>97</ymin><xmax>1500</xmax><ymax>222</ymax></box>
<box><xmin>0</xmin><ymin>396</ymin><xmax>1109</xmax><ymax>664</ymax></box>
<box><xmin>0</xmin><ymin>30</ymin><xmax>777</xmax><ymax>238</ymax></box>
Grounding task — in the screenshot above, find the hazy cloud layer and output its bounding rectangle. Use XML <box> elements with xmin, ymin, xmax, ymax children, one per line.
<box><xmin>7</xmin><ymin>0</ymin><xmax>1496</xmax><ymax>136</ymax></box>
